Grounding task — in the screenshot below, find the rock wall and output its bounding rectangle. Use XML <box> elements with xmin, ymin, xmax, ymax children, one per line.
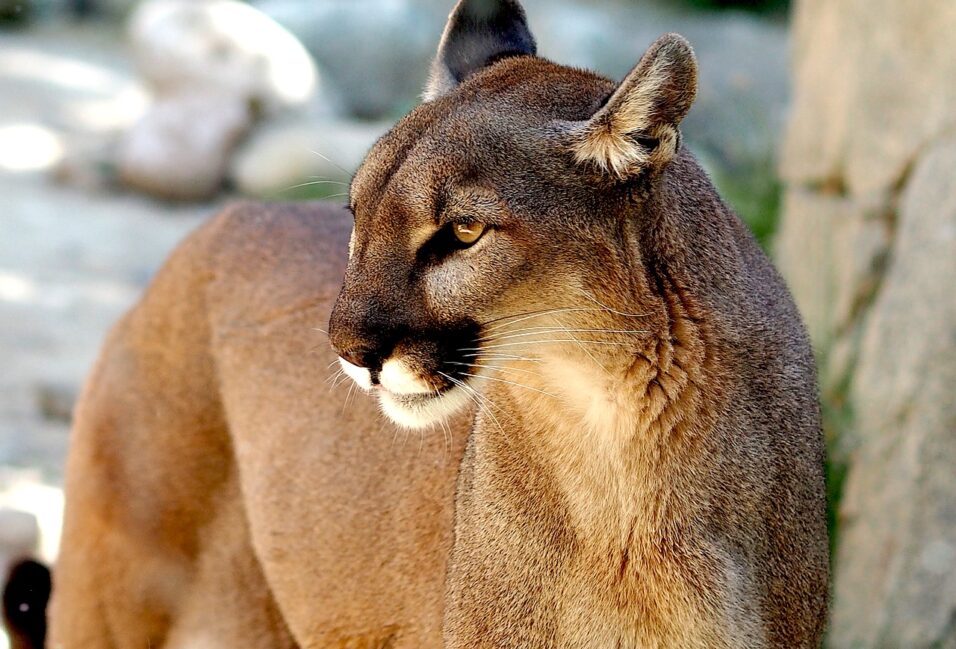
<box><xmin>775</xmin><ymin>1</ymin><xmax>956</xmax><ymax>646</ymax></box>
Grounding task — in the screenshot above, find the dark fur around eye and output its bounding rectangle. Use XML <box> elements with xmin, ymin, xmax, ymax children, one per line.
<box><xmin>416</xmin><ymin>222</ymin><xmax>486</xmax><ymax>265</ymax></box>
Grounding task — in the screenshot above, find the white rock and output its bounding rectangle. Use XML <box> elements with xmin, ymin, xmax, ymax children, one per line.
<box><xmin>256</xmin><ymin>0</ymin><xmax>437</xmax><ymax>119</ymax></box>
<box><xmin>230</xmin><ymin>119</ymin><xmax>389</xmax><ymax>198</ymax></box>
<box><xmin>0</xmin><ymin>509</ymin><xmax>39</xmax><ymax>562</ymax></box>
<box><xmin>129</xmin><ymin>0</ymin><xmax>318</xmax><ymax>114</ymax></box>
<box><xmin>118</xmin><ymin>91</ymin><xmax>252</xmax><ymax>201</ymax></box>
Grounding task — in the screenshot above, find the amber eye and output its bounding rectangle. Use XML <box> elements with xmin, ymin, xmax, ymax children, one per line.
<box><xmin>452</xmin><ymin>222</ymin><xmax>486</xmax><ymax>245</ymax></box>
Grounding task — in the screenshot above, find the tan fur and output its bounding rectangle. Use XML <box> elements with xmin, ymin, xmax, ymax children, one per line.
<box><xmin>49</xmin><ymin>3</ymin><xmax>827</xmax><ymax>648</ymax></box>
<box><xmin>571</xmin><ymin>34</ymin><xmax>695</xmax><ymax>178</ymax></box>
<box><xmin>50</xmin><ymin>203</ymin><xmax>472</xmax><ymax>648</ymax></box>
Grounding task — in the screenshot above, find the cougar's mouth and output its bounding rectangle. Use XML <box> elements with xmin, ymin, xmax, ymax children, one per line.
<box><xmin>337</xmin><ymin>355</ymin><xmax>475</xmax><ymax>429</ymax></box>
<box><xmin>375</xmin><ymin>368</ymin><xmax>474</xmax><ymax>429</ymax></box>
<box><xmin>333</xmin><ymin>320</ymin><xmax>484</xmax><ymax>429</ymax></box>
<box><xmin>383</xmin><ymin>385</ymin><xmax>451</xmax><ymax>405</ymax></box>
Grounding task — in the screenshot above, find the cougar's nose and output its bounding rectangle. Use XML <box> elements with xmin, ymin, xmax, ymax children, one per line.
<box><xmin>336</xmin><ymin>346</ymin><xmax>384</xmax><ymax>374</ymax></box>
<box><xmin>328</xmin><ymin>307</ymin><xmax>389</xmax><ymax>374</ymax></box>
<box><xmin>329</xmin><ymin>285</ymin><xmax>401</xmax><ymax>376</ymax></box>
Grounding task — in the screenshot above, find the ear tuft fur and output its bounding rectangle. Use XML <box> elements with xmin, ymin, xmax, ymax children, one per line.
<box><xmin>572</xmin><ymin>33</ymin><xmax>697</xmax><ymax>179</ymax></box>
<box><xmin>425</xmin><ymin>0</ymin><xmax>536</xmax><ymax>101</ymax></box>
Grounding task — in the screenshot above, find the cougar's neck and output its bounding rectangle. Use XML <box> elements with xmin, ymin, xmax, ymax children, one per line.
<box><xmin>471</xmin><ymin>180</ymin><xmax>724</xmax><ymax>541</ymax></box>
<box><xmin>472</xmin><ymin>275</ymin><xmax>717</xmax><ymax>542</ymax></box>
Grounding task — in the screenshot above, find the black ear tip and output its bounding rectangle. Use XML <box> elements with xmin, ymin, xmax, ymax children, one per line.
<box><xmin>455</xmin><ymin>0</ymin><xmax>528</xmax><ymax>21</ymax></box>
<box><xmin>426</xmin><ymin>0</ymin><xmax>536</xmax><ymax>99</ymax></box>
<box><xmin>449</xmin><ymin>0</ymin><xmax>533</xmax><ymax>40</ymax></box>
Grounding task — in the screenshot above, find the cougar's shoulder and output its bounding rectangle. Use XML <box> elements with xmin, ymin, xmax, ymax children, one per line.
<box><xmin>200</xmin><ymin>201</ymin><xmax>352</xmax><ymax>307</ymax></box>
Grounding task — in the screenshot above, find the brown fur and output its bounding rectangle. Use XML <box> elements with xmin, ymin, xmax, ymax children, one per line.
<box><xmin>49</xmin><ymin>2</ymin><xmax>828</xmax><ymax>647</ymax></box>
<box><xmin>50</xmin><ymin>202</ymin><xmax>472</xmax><ymax>648</ymax></box>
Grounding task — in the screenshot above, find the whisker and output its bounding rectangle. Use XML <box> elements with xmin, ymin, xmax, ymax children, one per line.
<box><xmin>440</xmin><ymin>371</ymin><xmax>486</xmax><ymax>411</ymax></box>
<box><xmin>462</xmin><ymin>352</ymin><xmax>543</xmax><ymax>363</ymax></box>
<box><xmin>342</xmin><ymin>382</ymin><xmax>356</xmax><ymax>414</ymax></box>
<box><xmin>308</xmin><ymin>149</ymin><xmax>350</xmax><ymax>175</ymax></box>
<box><xmin>460</xmin><ymin>339</ymin><xmax>632</xmax><ymax>353</ymax></box>
<box><xmin>284</xmin><ymin>179</ymin><xmax>352</xmax><ymax>192</ymax></box>
<box><xmin>481</xmin><ymin>305</ymin><xmax>649</xmax><ymax>335</ymax></box>
<box><xmin>547</xmin><ymin>315</ymin><xmax>611</xmax><ymax>377</ymax></box>
<box><xmin>437</xmin><ymin>402</ymin><xmax>452</xmax><ymax>461</ymax></box>
<box><xmin>439</xmin><ymin>371</ymin><xmax>509</xmax><ymax>435</ymax></box>
<box><xmin>446</xmin><ymin>360</ymin><xmax>542</xmax><ymax>379</ymax></box>
<box><xmin>459</xmin><ymin>372</ymin><xmax>558</xmax><ymax>399</ymax></box>
<box><xmin>478</xmin><ymin>327</ymin><xmax>648</xmax><ymax>343</ymax></box>
<box><xmin>331</xmin><ymin>374</ymin><xmax>352</xmax><ymax>391</ymax></box>
<box><xmin>575</xmin><ymin>288</ymin><xmax>651</xmax><ymax>318</ymax></box>
<box><xmin>481</xmin><ymin>306</ymin><xmax>599</xmax><ymax>332</ymax></box>
<box><xmin>306</xmin><ymin>176</ymin><xmax>349</xmax><ymax>185</ymax></box>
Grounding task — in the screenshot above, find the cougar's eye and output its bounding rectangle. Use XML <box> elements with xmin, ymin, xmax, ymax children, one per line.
<box><xmin>452</xmin><ymin>222</ymin><xmax>486</xmax><ymax>245</ymax></box>
<box><xmin>418</xmin><ymin>219</ymin><xmax>490</xmax><ymax>264</ymax></box>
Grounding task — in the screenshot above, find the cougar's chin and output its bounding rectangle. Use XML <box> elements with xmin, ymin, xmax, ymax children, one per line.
<box><xmin>337</xmin><ymin>355</ymin><xmax>474</xmax><ymax>429</ymax></box>
<box><xmin>377</xmin><ymin>385</ymin><xmax>472</xmax><ymax>429</ymax></box>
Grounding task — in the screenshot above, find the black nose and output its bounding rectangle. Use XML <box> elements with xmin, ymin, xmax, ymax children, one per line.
<box><xmin>336</xmin><ymin>346</ymin><xmax>384</xmax><ymax>373</ymax></box>
<box><xmin>329</xmin><ymin>288</ymin><xmax>402</xmax><ymax>374</ymax></box>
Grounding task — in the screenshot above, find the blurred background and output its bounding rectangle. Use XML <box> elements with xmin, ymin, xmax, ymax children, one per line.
<box><xmin>0</xmin><ymin>0</ymin><xmax>953</xmax><ymax>646</ymax></box>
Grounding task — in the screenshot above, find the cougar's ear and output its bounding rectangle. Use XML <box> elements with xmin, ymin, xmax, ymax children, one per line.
<box><xmin>570</xmin><ymin>33</ymin><xmax>697</xmax><ymax>180</ymax></box>
<box><xmin>424</xmin><ymin>0</ymin><xmax>536</xmax><ymax>101</ymax></box>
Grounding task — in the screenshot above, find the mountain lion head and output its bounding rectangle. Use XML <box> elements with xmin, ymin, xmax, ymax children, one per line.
<box><xmin>329</xmin><ymin>0</ymin><xmax>698</xmax><ymax>428</ymax></box>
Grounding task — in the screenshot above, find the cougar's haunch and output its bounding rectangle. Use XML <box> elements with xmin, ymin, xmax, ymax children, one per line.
<box><xmin>49</xmin><ymin>1</ymin><xmax>828</xmax><ymax>647</ymax></box>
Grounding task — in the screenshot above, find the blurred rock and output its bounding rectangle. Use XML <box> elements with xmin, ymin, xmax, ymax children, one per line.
<box><xmin>776</xmin><ymin>1</ymin><xmax>956</xmax><ymax>646</ymax></box>
<box><xmin>0</xmin><ymin>509</ymin><xmax>39</xmax><ymax>568</ymax></box>
<box><xmin>35</xmin><ymin>382</ymin><xmax>77</xmax><ymax>424</ymax></box>
<box><xmin>781</xmin><ymin>0</ymin><xmax>956</xmax><ymax>197</ymax></box>
<box><xmin>0</xmin><ymin>0</ymin><xmax>31</xmax><ymax>25</ymax></box>
<box><xmin>129</xmin><ymin>0</ymin><xmax>318</xmax><ymax>115</ymax></box>
<box><xmin>230</xmin><ymin>118</ymin><xmax>388</xmax><ymax>197</ymax></box>
<box><xmin>118</xmin><ymin>91</ymin><xmax>252</xmax><ymax>201</ymax></box>
<box><xmin>831</xmin><ymin>137</ymin><xmax>956</xmax><ymax>649</ymax></box>
<box><xmin>257</xmin><ymin>0</ymin><xmax>438</xmax><ymax>119</ymax></box>
<box><xmin>258</xmin><ymin>0</ymin><xmax>790</xmax><ymax>153</ymax></box>
<box><xmin>53</xmin><ymin>137</ymin><xmax>120</xmax><ymax>193</ymax></box>
<box><xmin>774</xmin><ymin>189</ymin><xmax>888</xmax><ymax>411</ymax></box>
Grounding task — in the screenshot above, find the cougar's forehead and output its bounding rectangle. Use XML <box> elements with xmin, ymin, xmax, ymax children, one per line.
<box><xmin>351</xmin><ymin>57</ymin><xmax>613</xmax><ymax>210</ymax></box>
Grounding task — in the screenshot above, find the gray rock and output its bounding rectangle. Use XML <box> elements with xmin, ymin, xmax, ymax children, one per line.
<box><xmin>117</xmin><ymin>91</ymin><xmax>252</xmax><ymax>201</ymax></box>
<box><xmin>230</xmin><ymin>118</ymin><xmax>388</xmax><ymax>198</ymax></box>
<box><xmin>829</xmin><ymin>136</ymin><xmax>956</xmax><ymax>649</ymax></box>
<box><xmin>777</xmin><ymin>1</ymin><xmax>956</xmax><ymax>644</ymax></box>
<box><xmin>129</xmin><ymin>0</ymin><xmax>319</xmax><ymax>115</ymax></box>
<box><xmin>258</xmin><ymin>0</ymin><xmax>789</xmax><ymax>151</ymax></box>
<box><xmin>257</xmin><ymin>0</ymin><xmax>438</xmax><ymax>119</ymax></box>
<box><xmin>774</xmin><ymin>187</ymin><xmax>889</xmax><ymax>418</ymax></box>
<box><xmin>35</xmin><ymin>382</ymin><xmax>76</xmax><ymax>424</ymax></box>
<box><xmin>0</xmin><ymin>508</ymin><xmax>39</xmax><ymax>567</ymax></box>
<box><xmin>780</xmin><ymin>0</ymin><xmax>956</xmax><ymax>198</ymax></box>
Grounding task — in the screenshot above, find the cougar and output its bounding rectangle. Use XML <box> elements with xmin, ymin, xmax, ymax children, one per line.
<box><xmin>37</xmin><ymin>1</ymin><xmax>828</xmax><ymax>647</ymax></box>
